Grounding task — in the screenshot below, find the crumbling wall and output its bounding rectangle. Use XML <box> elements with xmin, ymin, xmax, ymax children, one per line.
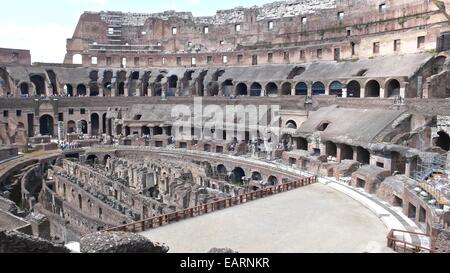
<box><xmin>0</xmin><ymin>230</ymin><xmax>69</xmax><ymax>253</ymax></box>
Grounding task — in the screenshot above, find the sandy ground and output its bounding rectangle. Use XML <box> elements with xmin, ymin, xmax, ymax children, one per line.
<box><xmin>141</xmin><ymin>183</ymin><xmax>393</xmax><ymax>253</ymax></box>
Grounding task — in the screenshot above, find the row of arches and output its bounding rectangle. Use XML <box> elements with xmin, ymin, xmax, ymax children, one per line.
<box><xmin>216</xmin><ymin>165</ymin><xmax>281</xmax><ymax>186</ymax></box>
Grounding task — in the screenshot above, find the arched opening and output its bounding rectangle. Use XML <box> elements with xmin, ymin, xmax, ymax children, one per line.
<box><xmin>266</xmin><ymin>82</ymin><xmax>278</xmax><ymax>97</ymax></box>
<box><xmin>104</xmin><ymin>155</ymin><xmax>111</xmax><ymax>164</ymax></box>
<box><xmin>20</xmin><ymin>83</ymin><xmax>29</xmax><ymax>96</ymax></box>
<box><xmin>312</xmin><ymin>82</ymin><xmax>325</xmax><ymax>96</ymax></box>
<box><xmin>39</xmin><ymin>115</ymin><xmax>54</xmax><ymax>136</ymax></box>
<box><xmin>365</xmin><ymin>80</ymin><xmax>380</xmax><ymax>98</ymax></box>
<box><xmin>30</xmin><ymin>75</ymin><xmax>46</xmax><ymax>96</ymax></box>
<box><xmin>125</xmin><ymin>126</ymin><xmax>131</xmax><ymax>136</ymax></box>
<box><xmin>131</xmin><ymin>71</ymin><xmax>139</xmax><ymax>80</ymax></box>
<box><xmin>118</xmin><ymin>82</ymin><xmax>125</xmax><ymax>96</ymax></box>
<box><xmin>347</xmin><ymin>81</ymin><xmax>361</xmax><ymax>98</ymax></box>
<box><xmin>80</xmin><ymin>120</ymin><xmax>88</xmax><ymax>134</ymax></box>
<box><xmin>391</xmin><ymin>151</ymin><xmax>406</xmax><ymax>175</ymax></box>
<box><xmin>102</xmin><ymin>113</ymin><xmax>107</xmax><ymax>134</ymax></box>
<box><xmin>103</xmin><ymin>71</ymin><xmax>113</xmax><ymax>97</ymax></box>
<box><xmin>107</xmin><ymin>119</ymin><xmax>112</xmax><ymax>136</ymax></box>
<box><xmin>281</xmin><ymin>82</ymin><xmax>292</xmax><ymax>96</ymax></box>
<box><xmin>91</xmin><ymin>113</ymin><xmax>99</xmax><ymax>136</ymax></box>
<box><xmin>436</xmin><ymin>131</ymin><xmax>450</xmax><ymax>151</ymax></box>
<box><xmin>77</xmin><ymin>84</ymin><xmax>87</xmax><ymax>96</ymax></box>
<box><xmin>221</xmin><ymin>80</ymin><xmax>233</xmax><ymax>97</ymax></box>
<box><xmin>286</xmin><ymin>120</ymin><xmax>297</xmax><ymax>129</ymax></box>
<box><xmin>251</xmin><ymin>172</ymin><xmax>262</xmax><ymax>181</ymax></box>
<box><xmin>65</xmin><ymin>84</ymin><xmax>73</xmax><ymax>97</ymax></box>
<box><xmin>341</xmin><ymin>144</ymin><xmax>353</xmax><ymax>160</ymax></box>
<box><xmin>325</xmin><ymin>141</ymin><xmax>337</xmax><ymax>157</ymax></box>
<box><xmin>356</xmin><ymin>146</ymin><xmax>370</xmax><ymax>164</ymax></box>
<box><xmin>167</xmin><ymin>75</ymin><xmax>178</xmax><ymax>97</ymax></box>
<box><xmin>116</xmin><ymin>124</ymin><xmax>123</xmax><ymax>136</ymax></box>
<box><xmin>153</xmin><ymin>126</ymin><xmax>163</xmax><ymax>135</ymax></box>
<box><xmin>296</xmin><ymin>137</ymin><xmax>308</xmax><ymax>151</ymax></box>
<box><xmin>86</xmin><ymin>155</ymin><xmax>98</xmax><ymax>166</ymax></box>
<box><xmin>250</xmin><ymin>83</ymin><xmax>262</xmax><ymax>96</ymax></box>
<box><xmin>231</xmin><ymin>167</ymin><xmax>246</xmax><ymax>185</ymax></box>
<box><xmin>46</xmin><ymin>70</ymin><xmax>58</xmax><ymax>95</ymax></box>
<box><xmin>236</xmin><ymin>83</ymin><xmax>248</xmax><ymax>96</ymax></box>
<box><xmin>89</xmin><ymin>70</ymin><xmax>98</xmax><ymax>81</ymax></box>
<box><xmin>386</xmin><ymin>79</ymin><xmax>401</xmax><ymax>98</ymax></box>
<box><xmin>142</xmin><ymin>126</ymin><xmax>150</xmax><ymax>136</ymax></box>
<box><xmin>67</xmin><ymin>120</ymin><xmax>76</xmax><ymax>134</ymax></box>
<box><xmin>267</xmin><ymin>176</ymin><xmax>278</xmax><ymax>186</ymax></box>
<box><xmin>72</xmin><ymin>54</ymin><xmax>82</xmax><ymax>65</ymax></box>
<box><xmin>295</xmin><ymin>82</ymin><xmax>308</xmax><ymax>96</ymax></box>
<box><xmin>217</xmin><ymin>164</ymin><xmax>227</xmax><ymax>177</ymax></box>
<box><xmin>89</xmin><ymin>83</ymin><xmax>99</xmax><ymax>97</ymax></box>
<box><xmin>329</xmin><ymin>81</ymin><xmax>343</xmax><ymax>97</ymax></box>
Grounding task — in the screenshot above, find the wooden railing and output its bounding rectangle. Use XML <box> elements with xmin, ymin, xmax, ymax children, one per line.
<box><xmin>106</xmin><ymin>176</ymin><xmax>317</xmax><ymax>233</ymax></box>
<box><xmin>387</xmin><ymin>229</ymin><xmax>433</xmax><ymax>253</ymax></box>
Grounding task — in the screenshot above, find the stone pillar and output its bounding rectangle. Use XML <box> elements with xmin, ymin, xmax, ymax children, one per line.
<box><xmin>325</xmin><ymin>84</ymin><xmax>330</xmax><ymax>96</ymax></box>
<box><xmin>360</xmin><ymin>88</ymin><xmax>366</xmax><ymax>98</ymax></box>
<box><xmin>336</xmin><ymin>145</ymin><xmax>343</xmax><ymax>163</ymax></box>
<box><xmin>291</xmin><ymin>88</ymin><xmax>296</xmax><ymax>96</ymax></box>
<box><xmin>261</xmin><ymin>88</ymin><xmax>266</xmax><ymax>97</ymax></box>
<box><xmin>400</xmin><ymin>86</ymin><xmax>406</xmax><ymax>98</ymax></box>
<box><xmin>379</xmin><ymin>87</ymin><xmax>386</xmax><ymax>98</ymax></box>
<box><xmin>342</xmin><ymin>86</ymin><xmax>348</xmax><ymax>98</ymax></box>
<box><xmin>353</xmin><ymin>147</ymin><xmax>358</xmax><ymax>161</ymax></box>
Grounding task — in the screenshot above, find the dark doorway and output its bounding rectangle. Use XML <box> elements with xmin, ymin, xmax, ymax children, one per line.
<box><xmin>39</xmin><ymin>115</ymin><xmax>54</xmax><ymax>136</ymax></box>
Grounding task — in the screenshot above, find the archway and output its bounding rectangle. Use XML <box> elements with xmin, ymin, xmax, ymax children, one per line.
<box><xmin>39</xmin><ymin>115</ymin><xmax>54</xmax><ymax>136</ymax></box>
<box><xmin>89</xmin><ymin>83</ymin><xmax>99</xmax><ymax>97</ymax></box>
<box><xmin>77</xmin><ymin>84</ymin><xmax>87</xmax><ymax>96</ymax></box>
<box><xmin>217</xmin><ymin>164</ymin><xmax>227</xmax><ymax>176</ymax></box>
<box><xmin>266</xmin><ymin>82</ymin><xmax>278</xmax><ymax>97</ymax></box>
<box><xmin>325</xmin><ymin>141</ymin><xmax>337</xmax><ymax>157</ymax></box>
<box><xmin>251</xmin><ymin>172</ymin><xmax>262</xmax><ymax>181</ymax></box>
<box><xmin>365</xmin><ymin>80</ymin><xmax>380</xmax><ymax>97</ymax></box>
<box><xmin>65</xmin><ymin>84</ymin><xmax>73</xmax><ymax>96</ymax></box>
<box><xmin>281</xmin><ymin>82</ymin><xmax>292</xmax><ymax>96</ymax></box>
<box><xmin>267</xmin><ymin>176</ymin><xmax>278</xmax><ymax>186</ymax></box>
<box><xmin>31</xmin><ymin>75</ymin><xmax>46</xmax><ymax>96</ymax></box>
<box><xmin>80</xmin><ymin>120</ymin><xmax>88</xmax><ymax>134</ymax></box>
<box><xmin>154</xmin><ymin>126</ymin><xmax>163</xmax><ymax>135</ymax></box>
<box><xmin>386</xmin><ymin>79</ymin><xmax>401</xmax><ymax>98</ymax></box>
<box><xmin>142</xmin><ymin>126</ymin><xmax>150</xmax><ymax>136</ymax></box>
<box><xmin>329</xmin><ymin>81</ymin><xmax>343</xmax><ymax>97</ymax></box>
<box><xmin>104</xmin><ymin>155</ymin><xmax>111</xmax><ymax>164</ymax></box>
<box><xmin>221</xmin><ymin>80</ymin><xmax>233</xmax><ymax>97</ymax></box>
<box><xmin>356</xmin><ymin>146</ymin><xmax>370</xmax><ymax>164</ymax></box>
<box><xmin>102</xmin><ymin>113</ymin><xmax>107</xmax><ymax>134</ymax></box>
<box><xmin>250</xmin><ymin>83</ymin><xmax>262</xmax><ymax>97</ymax></box>
<box><xmin>347</xmin><ymin>81</ymin><xmax>361</xmax><ymax>98</ymax></box>
<box><xmin>436</xmin><ymin>131</ymin><xmax>450</xmax><ymax>151</ymax></box>
<box><xmin>86</xmin><ymin>155</ymin><xmax>98</xmax><ymax>165</ymax></box>
<box><xmin>67</xmin><ymin>120</ymin><xmax>76</xmax><ymax>134</ymax></box>
<box><xmin>231</xmin><ymin>167</ymin><xmax>246</xmax><ymax>185</ymax></box>
<box><xmin>341</xmin><ymin>144</ymin><xmax>353</xmax><ymax>160</ymax></box>
<box><xmin>91</xmin><ymin>113</ymin><xmax>99</xmax><ymax>136</ymax></box>
<box><xmin>295</xmin><ymin>82</ymin><xmax>308</xmax><ymax>96</ymax></box>
<box><xmin>286</xmin><ymin>120</ymin><xmax>297</xmax><ymax>129</ymax></box>
<box><xmin>312</xmin><ymin>82</ymin><xmax>325</xmax><ymax>96</ymax></box>
<box><xmin>118</xmin><ymin>82</ymin><xmax>125</xmax><ymax>96</ymax></box>
<box><xmin>236</xmin><ymin>83</ymin><xmax>248</xmax><ymax>96</ymax></box>
<box><xmin>20</xmin><ymin>83</ymin><xmax>29</xmax><ymax>96</ymax></box>
<box><xmin>125</xmin><ymin>126</ymin><xmax>131</xmax><ymax>136</ymax></box>
<box><xmin>167</xmin><ymin>75</ymin><xmax>178</xmax><ymax>97</ymax></box>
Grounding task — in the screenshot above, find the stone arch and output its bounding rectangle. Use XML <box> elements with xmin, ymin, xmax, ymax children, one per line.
<box><xmin>356</xmin><ymin>146</ymin><xmax>370</xmax><ymax>164</ymax></box>
<box><xmin>91</xmin><ymin>113</ymin><xmax>100</xmax><ymax>136</ymax></box>
<box><xmin>39</xmin><ymin>115</ymin><xmax>54</xmax><ymax>136</ymax></box>
<box><xmin>266</xmin><ymin>82</ymin><xmax>278</xmax><ymax>97</ymax></box>
<box><xmin>236</xmin><ymin>82</ymin><xmax>248</xmax><ymax>96</ymax></box>
<box><xmin>19</xmin><ymin>82</ymin><xmax>29</xmax><ymax>96</ymax></box>
<box><xmin>80</xmin><ymin>120</ymin><xmax>88</xmax><ymax>134</ymax></box>
<box><xmin>295</xmin><ymin>82</ymin><xmax>308</xmax><ymax>96</ymax></box>
<box><xmin>325</xmin><ymin>141</ymin><xmax>337</xmax><ymax>157</ymax></box>
<box><xmin>312</xmin><ymin>82</ymin><xmax>325</xmax><ymax>96</ymax></box>
<box><xmin>86</xmin><ymin>155</ymin><xmax>98</xmax><ymax>165</ymax></box>
<box><xmin>267</xmin><ymin>175</ymin><xmax>278</xmax><ymax>186</ymax></box>
<box><xmin>46</xmin><ymin>70</ymin><xmax>58</xmax><ymax>95</ymax></box>
<box><xmin>167</xmin><ymin>75</ymin><xmax>178</xmax><ymax>97</ymax></box>
<box><xmin>125</xmin><ymin>126</ymin><xmax>131</xmax><ymax>136</ymax></box>
<box><xmin>64</xmin><ymin>84</ymin><xmax>73</xmax><ymax>96</ymax></box>
<box><xmin>251</xmin><ymin>171</ymin><xmax>262</xmax><ymax>181</ymax></box>
<box><xmin>30</xmin><ymin>75</ymin><xmax>46</xmax><ymax>96</ymax></box>
<box><xmin>329</xmin><ymin>81</ymin><xmax>343</xmax><ymax>97</ymax></box>
<box><xmin>102</xmin><ymin>113</ymin><xmax>107</xmax><ymax>134</ymax></box>
<box><xmin>341</xmin><ymin>144</ymin><xmax>353</xmax><ymax>160</ymax></box>
<box><xmin>286</xmin><ymin>120</ymin><xmax>297</xmax><ymax>129</ymax></box>
<box><xmin>142</xmin><ymin>126</ymin><xmax>150</xmax><ymax>136</ymax></box>
<box><xmin>347</xmin><ymin>80</ymin><xmax>361</xmax><ymax>98</ymax></box>
<box><xmin>365</xmin><ymin>80</ymin><xmax>380</xmax><ymax>98</ymax></box>
<box><xmin>385</xmin><ymin>79</ymin><xmax>401</xmax><ymax>98</ymax></box>
<box><xmin>250</xmin><ymin>82</ymin><xmax>262</xmax><ymax>97</ymax></box>
<box><xmin>154</xmin><ymin>126</ymin><xmax>163</xmax><ymax>135</ymax></box>
<box><xmin>117</xmin><ymin>82</ymin><xmax>125</xmax><ymax>96</ymax></box>
<box><xmin>89</xmin><ymin>83</ymin><xmax>100</xmax><ymax>97</ymax></box>
<box><xmin>281</xmin><ymin>82</ymin><xmax>292</xmax><ymax>96</ymax></box>
<box><xmin>231</xmin><ymin>167</ymin><xmax>246</xmax><ymax>185</ymax></box>
<box><xmin>0</xmin><ymin>68</ymin><xmax>11</xmax><ymax>96</ymax></box>
<box><xmin>102</xmin><ymin>71</ymin><xmax>113</xmax><ymax>97</ymax></box>
<box><xmin>89</xmin><ymin>70</ymin><xmax>99</xmax><ymax>81</ymax></box>
<box><xmin>221</xmin><ymin>79</ymin><xmax>233</xmax><ymax>97</ymax></box>
<box><xmin>217</xmin><ymin>164</ymin><xmax>227</xmax><ymax>176</ymax></box>
<box><xmin>131</xmin><ymin>71</ymin><xmax>139</xmax><ymax>80</ymax></box>
<box><xmin>436</xmin><ymin>131</ymin><xmax>450</xmax><ymax>151</ymax></box>
<box><xmin>77</xmin><ymin>84</ymin><xmax>87</xmax><ymax>96</ymax></box>
<box><xmin>67</xmin><ymin>120</ymin><xmax>76</xmax><ymax>134</ymax></box>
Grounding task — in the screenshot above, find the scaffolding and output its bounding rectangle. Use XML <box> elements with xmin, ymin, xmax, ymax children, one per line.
<box><xmin>413</xmin><ymin>153</ymin><xmax>448</xmax><ymax>182</ymax></box>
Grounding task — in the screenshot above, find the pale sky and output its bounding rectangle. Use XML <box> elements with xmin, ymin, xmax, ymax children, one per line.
<box><xmin>0</xmin><ymin>0</ymin><xmax>275</xmax><ymax>63</ymax></box>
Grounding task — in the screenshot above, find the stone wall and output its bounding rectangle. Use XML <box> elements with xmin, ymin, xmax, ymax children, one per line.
<box><xmin>0</xmin><ymin>230</ymin><xmax>69</xmax><ymax>253</ymax></box>
<box><xmin>432</xmin><ymin>228</ymin><xmax>450</xmax><ymax>253</ymax></box>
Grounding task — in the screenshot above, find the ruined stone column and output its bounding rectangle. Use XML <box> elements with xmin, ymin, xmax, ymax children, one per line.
<box><xmin>342</xmin><ymin>86</ymin><xmax>348</xmax><ymax>98</ymax></box>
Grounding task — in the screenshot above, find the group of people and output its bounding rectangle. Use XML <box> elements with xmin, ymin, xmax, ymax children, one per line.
<box><xmin>59</xmin><ymin>142</ymin><xmax>81</xmax><ymax>150</ymax></box>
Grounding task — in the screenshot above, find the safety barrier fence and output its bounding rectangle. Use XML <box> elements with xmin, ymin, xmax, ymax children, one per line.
<box><xmin>387</xmin><ymin>229</ymin><xmax>433</xmax><ymax>253</ymax></box>
<box><xmin>106</xmin><ymin>176</ymin><xmax>317</xmax><ymax>233</ymax></box>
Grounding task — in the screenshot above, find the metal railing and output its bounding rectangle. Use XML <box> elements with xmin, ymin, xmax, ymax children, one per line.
<box><xmin>387</xmin><ymin>229</ymin><xmax>433</xmax><ymax>253</ymax></box>
<box><xmin>106</xmin><ymin>176</ymin><xmax>317</xmax><ymax>233</ymax></box>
